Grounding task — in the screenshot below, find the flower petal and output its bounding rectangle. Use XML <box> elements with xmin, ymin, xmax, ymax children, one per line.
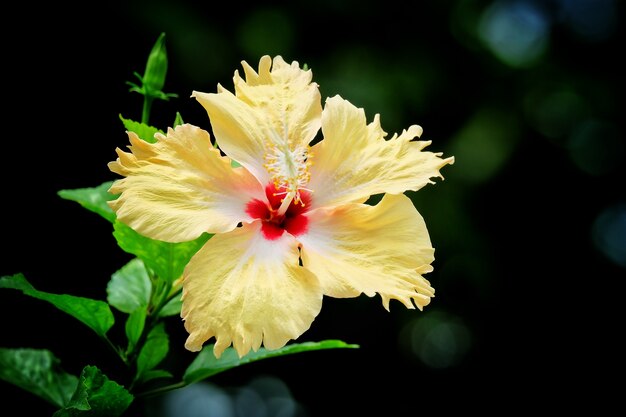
<box><xmin>192</xmin><ymin>89</ymin><xmax>270</xmax><ymax>185</ymax></box>
<box><xmin>298</xmin><ymin>194</ymin><xmax>435</xmax><ymax>310</ymax></box>
<box><xmin>236</xmin><ymin>56</ymin><xmax>322</xmax><ymax>146</ymax></box>
<box><xmin>181</xmin><ymin>221</ymin><xmax>322</xmax><ymax>358</ymax></box>
<box><xmin>307</xmin><ymin>95</ymin><xmax>454</xmax><ymax>209</ymax></box>
<box><xmin>109</xmin><ymin>124</ymin><xmax>265</xmax><ymax>242</ymax></box>
<box><xmin>192</xmin><ymin>56</ymin><xmax>322</xmax><ymax>185</ymax></box>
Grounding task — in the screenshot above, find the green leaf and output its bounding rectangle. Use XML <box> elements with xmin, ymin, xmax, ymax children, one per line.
<box><xmin>183</xmin><ymin>340</ymin><xmax>359</xmax><ymax>384</ymax></box>
<box><xmin>119</xmin><ymin>114</ymin><xmax>163</xmax><ymax>143</ymax></box>
<box><xmin>113</xmin><ymin>221</ymin><xmax>211</xmax><ymax>282</ymax></box>
<box><xmin>0</xmin><ymin>348</ymin><xmax>78</xmax><ymax>408</ymax></box>
<box><xmin>136</xmin><ymin>323</ymin><xmax>169</xmax><ymax>382</ymax></box>
<box><xmin>125</xmin><ymin>308</ymin><xmax>147</xmax><ymax>353</ymax></box>
<box><xmin>53</xmin><ymin>366</ymin><xmax>133</xmax><ymax>417</ymax></box>
<box><xmin>136</xmin><ymin>369</ymin><xmax>173</xmax><ymax>384</ymax></box>
<box><xmin>157</xmin><ymin>293</ymin><xmax>182</xmax><ymax>318</ymax></box>
<box><xmin>107</xmin><ymin>258</ymin><xmax>151</xmax><ymax>314</ymax></box>
<box><xmin>173</xmin><ymin>111</ymin><xmax>184</xmax><ymax>127</ymax></box>
<box><xmin>58</xmin><ymin>182</ymin><xmax>117</xmax><ymax>223</ymax></box>
<box><xmin>0</xmin><ymin>274</ymin><xmax>114</xmax><ymax>338</ymax></box>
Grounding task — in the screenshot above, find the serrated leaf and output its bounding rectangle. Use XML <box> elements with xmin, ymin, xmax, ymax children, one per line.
<box><xmin>107</xmin><ymin>258</ymin><xmax>151</xmax><ymax>314</ymax></box>
<box><xmin>125</xmin><ymin>308</ymin><xmax>147</xmax><ymax>353</ymax></box>
<box><xmin>0</xmin><ymin>348</ymin><xmax>78</xmax><ymax>408</ymax></box>
<box><xmin>113</xmin><ymin>221</ymin><xmax>211</xmax><ymax>282</ymax></box>
<box><xmin>157</xmin><ymin>293</ymin><xmax>182</xmax><ymax>318</ymax></box>
<box><xmin>58</xmin><ymin>182</ymin><xmax>117</xmax><ymax>223</ymax></box>
<box><xmin>53</xmin><ymin>366</ymin><xmax>133</xmax><ymax>417</ymax></box>
<box><xmin>119</xmin><ymin>115</ymin><xmax>163</xmax><ymax>143</ymax></box>
<box><xmin>0</xmin><ymin>274</ymin><xmax>114</xmax><ymax>338</ymax></box>
<box><xmin>183</xmin><ymin>340</ymin><xmax>359</xmax><ymax>384</ymax></box>
<box><xmin>136</xmin><ymin>323</ymin><xmax>169</xmax><ymax>382</ymax></box>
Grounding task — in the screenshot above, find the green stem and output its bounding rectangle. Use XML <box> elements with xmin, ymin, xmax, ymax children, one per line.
<box><xmin>142</xmin><ymin>96</ymin><xmax>153</xmax><ymax>124</ymax></box>
<box><xmin>103</xmin><ymin>335</ymin><xmax>128</xmax><ymax>365</ymax></box>
<box><xmin>125</xmin><ymin>276</ymin><xmax>170</xmax><ymax>361</ymax></box>
<box><xmin>136</xmin><ymin>381</ymin><xmax>187</xmax><ymax>398</ymax></box>
<box><xmin>151</xmin><ymin>285</ymin><xmax>180</xmax><ymax>318</ymax></box>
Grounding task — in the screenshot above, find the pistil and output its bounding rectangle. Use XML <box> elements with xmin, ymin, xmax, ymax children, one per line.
<box><xmin>263</xmin><ymin>130</ymin><xmax>313</xmax><ymax>213</ymax></box>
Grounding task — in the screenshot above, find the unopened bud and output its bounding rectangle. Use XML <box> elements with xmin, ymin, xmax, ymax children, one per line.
<box><xmin>143</xmin><ymin>32</ymin><xmax>168</xmax><ymax>95</ymax></box>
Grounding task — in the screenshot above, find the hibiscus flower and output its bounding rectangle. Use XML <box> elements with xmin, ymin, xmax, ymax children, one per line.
<box><xmin>108</xmin><ymin>56</ymin><xmax>454</xmax><ymax>358</ymax></box>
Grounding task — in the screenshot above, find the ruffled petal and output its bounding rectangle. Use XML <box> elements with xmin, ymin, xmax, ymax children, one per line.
<box><xmin>298</xmin><ymin>194</ymin><xmax>435</xmax><ymax>310</ymax></box>
<box><xmin>108</xmin><ymin>124</ymin><xmax>265</xmax><ymax>242</ymax></box>
<box><xmin>181</xmin><ymin>221</ymin><xmax>322</xmax><ymax>358</ymax></box>
<box><xmin>235</xmin><ymin>56</ymin><xmax>322</xmax><ymax>146</ymax></box>
<box><xmin>307</xmin><ymin>95</ymin><xmax>454</xmax><ymax>209</ymax></box>
<box><xmin>192</xmin><ymin>89</ymin><xmax>271</xmax><ymax>185</ymax></box>
<box><xmin>192</xmin><ymin>56</ymin><xmax>322</xmax><ymax>185</ymax></box>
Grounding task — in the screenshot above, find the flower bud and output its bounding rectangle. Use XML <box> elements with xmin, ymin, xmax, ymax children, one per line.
<box><xmin>143</xmin><ymin>32</ymin><xmax>168</xmax><ymax>95</ymax></box>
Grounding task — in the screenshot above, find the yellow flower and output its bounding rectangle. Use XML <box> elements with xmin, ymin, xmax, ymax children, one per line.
<box><xmin>108</xmin><ymin>56</ymin><xmax>454</xmax><ymax>358</ymax></box>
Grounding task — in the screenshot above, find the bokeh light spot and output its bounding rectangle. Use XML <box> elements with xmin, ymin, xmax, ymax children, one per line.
<box><xmin>448</xmin><ymin>108</ymin><xmax>520</xmax><ymax>184</ymax></box>
<box><xmin>401</xmin><ymin>311</ymin><xmax>472</xmax><ymax>369</ymax></box>
<box><xmin>154</xmin><ymin>376</ymin><xmax>302</xmax><ymax>417</ymax></box>
<box><xmin>240</xmin><ymin>376</ymin><xmax>299</xmax><ymax>417</ymax></box>
<box><xmin>592</xmin><ymin>204</ymin><xmax>626</xmax><ymax>268</ymax></box>
<box><xmin>567</xmin><ymin>119</ymin><xmax>624</xmax><ymax>176</ymax></box>
<box><xmin>524</xmin><ymin>87</ymin><xmax>588</xmax><ymax>141</ymax></box>
<box><xmin>478</xmin><ymin>0</ymin><xmax>550</xmax><ymax>68</ymax></box>
<box><xmin>556</xmin><ymin>0</ymin><xmax>617</xmax><ymax>42</ymax></box>
<box><xmin>160</xmin><ymin>382</ymin><xmax>235</xmax><ymax>417</ymax></box>
<box><xmin>235</xmin><ymin>387</ymin><xmax>267</xmax><ymax>417</ymax></box>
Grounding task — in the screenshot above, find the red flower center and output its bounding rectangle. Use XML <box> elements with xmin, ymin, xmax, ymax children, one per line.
<box><xmin>245</xmin><ymin>183</ymin><xmax>311</xmax><ymax>240</ymax></box>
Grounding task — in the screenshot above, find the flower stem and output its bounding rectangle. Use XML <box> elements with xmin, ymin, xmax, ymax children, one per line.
<box><xmin>136</xmin><ymin>381</ymin><xmax>187</xmax><ymax>398</ymax></box>
<box><xmin>142</xmin><ymin>96</ymin><xmax>153</xmax><ymax>124</ymax></box>
<box><xmin>102</xmin><ymin>335</ymin><xmax>128</xmax><ymax>365</ymax></box>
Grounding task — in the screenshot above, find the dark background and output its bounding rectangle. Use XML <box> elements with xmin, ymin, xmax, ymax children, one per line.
<box><xmin>2</xmin><ymin>0</ymin><xmax>624</xmax><ymax>415</ymax></box>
